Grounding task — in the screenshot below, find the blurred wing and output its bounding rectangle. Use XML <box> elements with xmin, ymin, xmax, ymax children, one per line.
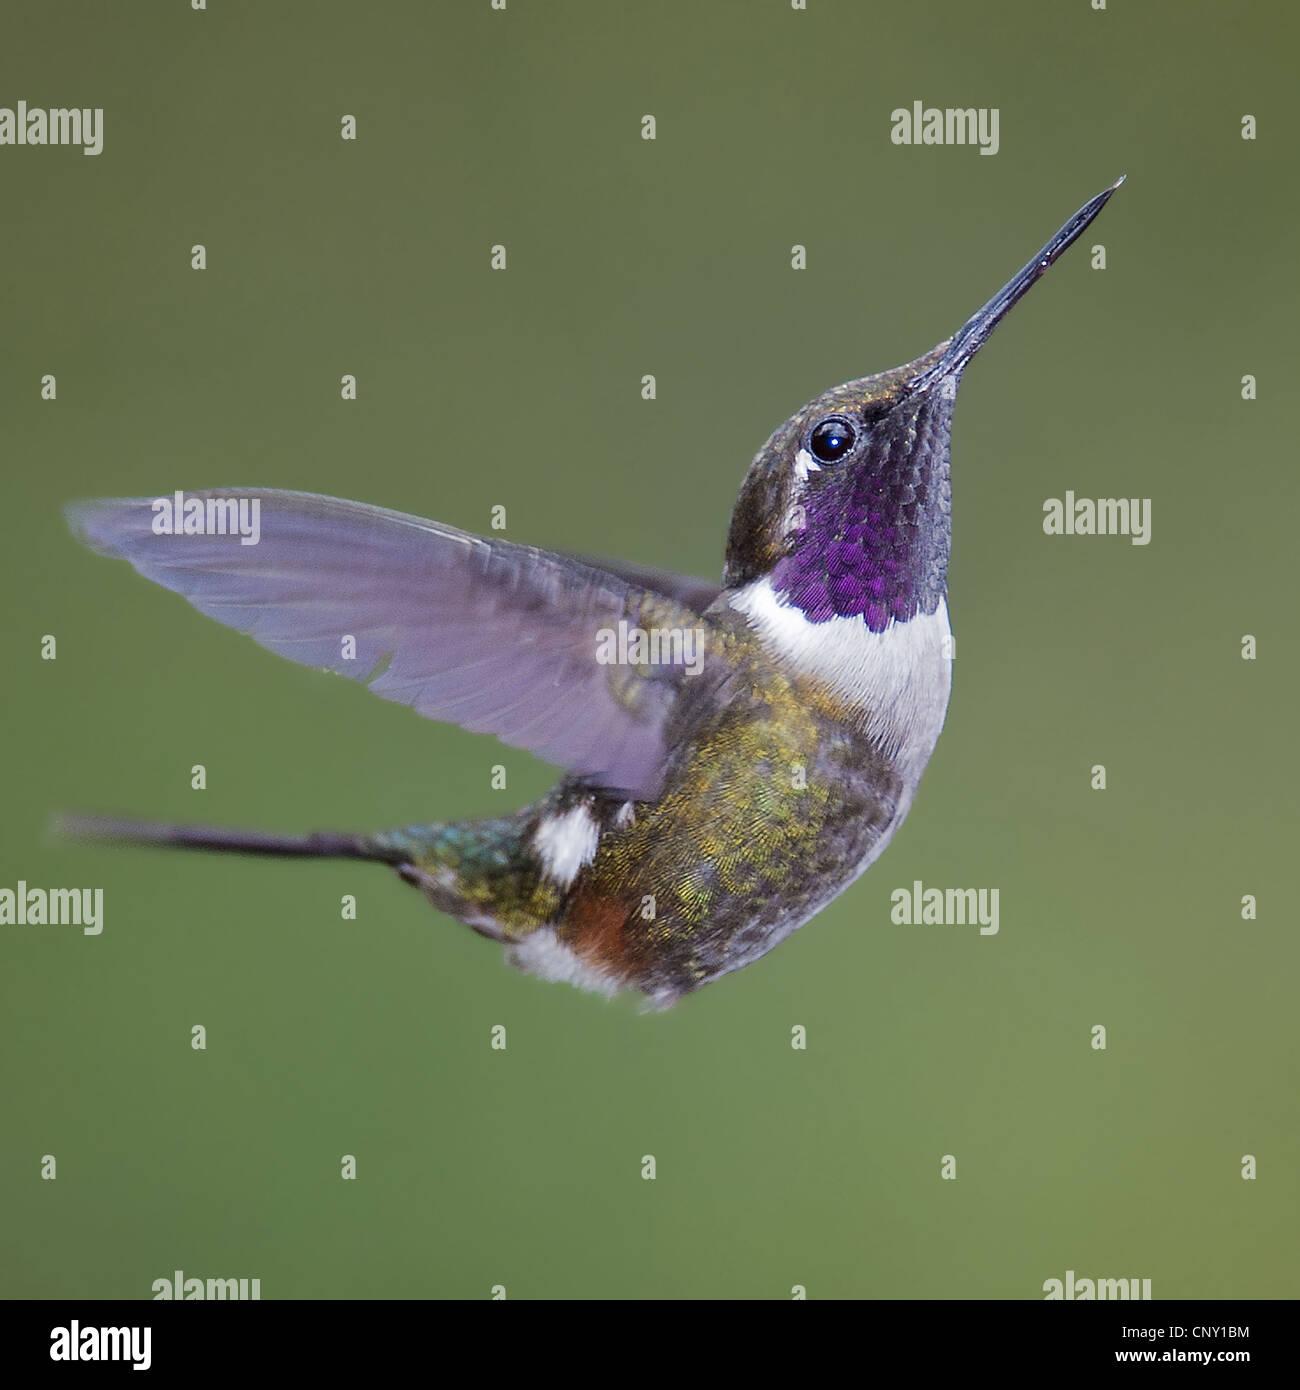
<box><xmin>67</xmin><ymin>488</ymin><xmax>708</xmax><ymax>800</ymax></box>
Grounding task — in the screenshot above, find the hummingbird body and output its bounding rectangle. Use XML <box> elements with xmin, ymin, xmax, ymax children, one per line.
<box><xmin>380</xmin><ymin>590</ymin><xmax>946</xmax><ymax>1005</ymax></box>
<box><xmin>60</xmin><ymin>183</ymin><xmax>1119</xmax><ymax>1006</ymax></box>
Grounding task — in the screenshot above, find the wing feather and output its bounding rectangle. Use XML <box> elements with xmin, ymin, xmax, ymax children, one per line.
<box><xmin>67</xmin><ymin>488</ymin><xmax>708</xmax><ymax>799</ymax></box>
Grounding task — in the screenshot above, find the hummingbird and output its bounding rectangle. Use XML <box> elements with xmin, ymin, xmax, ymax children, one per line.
<box><xmin>60</xmin><ymin>180</ymin><xmax>1121</xmax><ymax>1008</ymax></box>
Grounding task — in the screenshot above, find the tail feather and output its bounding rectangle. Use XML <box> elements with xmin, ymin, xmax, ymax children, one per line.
<box><xmin>53</xmin><ymin>814</ymin><xmax>407</xmax><ymax>864</ymax></box>
<box><xmin>51</xmin><ymin>811</ymin><xmax>558</xmax><ymax>946</ymax></box>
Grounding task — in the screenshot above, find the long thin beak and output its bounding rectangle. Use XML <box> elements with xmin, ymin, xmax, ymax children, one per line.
<box><xmin>911</xmin><ymin>176</ymin><xmax>1124</xmax><ymax>388</ymax></box>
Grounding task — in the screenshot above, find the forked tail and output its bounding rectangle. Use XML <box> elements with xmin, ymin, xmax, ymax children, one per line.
<box><xmin>53</xmin><ymin>809</ymin><xmax>565</xmax><ymax>945</ymax></box>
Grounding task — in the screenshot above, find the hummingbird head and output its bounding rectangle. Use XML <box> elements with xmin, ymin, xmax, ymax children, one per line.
<box><xmin>723</xmin><ymin>180</ymin><xmax>1123</xmax><ymax>633</ymax></box>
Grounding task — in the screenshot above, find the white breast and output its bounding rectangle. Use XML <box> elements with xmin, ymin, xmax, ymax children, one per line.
<box><xmin>728</xmin><ymin>578</ymin><xmax>953</xmax><ymax>786</ymax></box>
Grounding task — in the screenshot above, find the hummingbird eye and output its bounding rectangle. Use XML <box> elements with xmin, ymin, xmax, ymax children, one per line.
<box><xmin>809</xmin><ymin>416</ymin><xmax>856</xmax><ymax>464</ymax></box>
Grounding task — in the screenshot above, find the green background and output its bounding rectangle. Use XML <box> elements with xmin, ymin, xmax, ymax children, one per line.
<box><xmin>2</xmin><ymin>0</ymin><xmax>1295</xmax><ymax>1300</ymax></box>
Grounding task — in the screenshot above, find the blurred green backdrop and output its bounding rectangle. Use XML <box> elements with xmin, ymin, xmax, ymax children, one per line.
<box><xmin>2</xmin><ymin>0</ymin><xmax>1296</xmax><ymax>1300</ymax></box>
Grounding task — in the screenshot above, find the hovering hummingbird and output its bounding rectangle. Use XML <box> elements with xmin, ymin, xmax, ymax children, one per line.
<box><xmin>61</xmin><ymin>180</ymin><xmax>1120</xmax><ymax>1007</ymax></box>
